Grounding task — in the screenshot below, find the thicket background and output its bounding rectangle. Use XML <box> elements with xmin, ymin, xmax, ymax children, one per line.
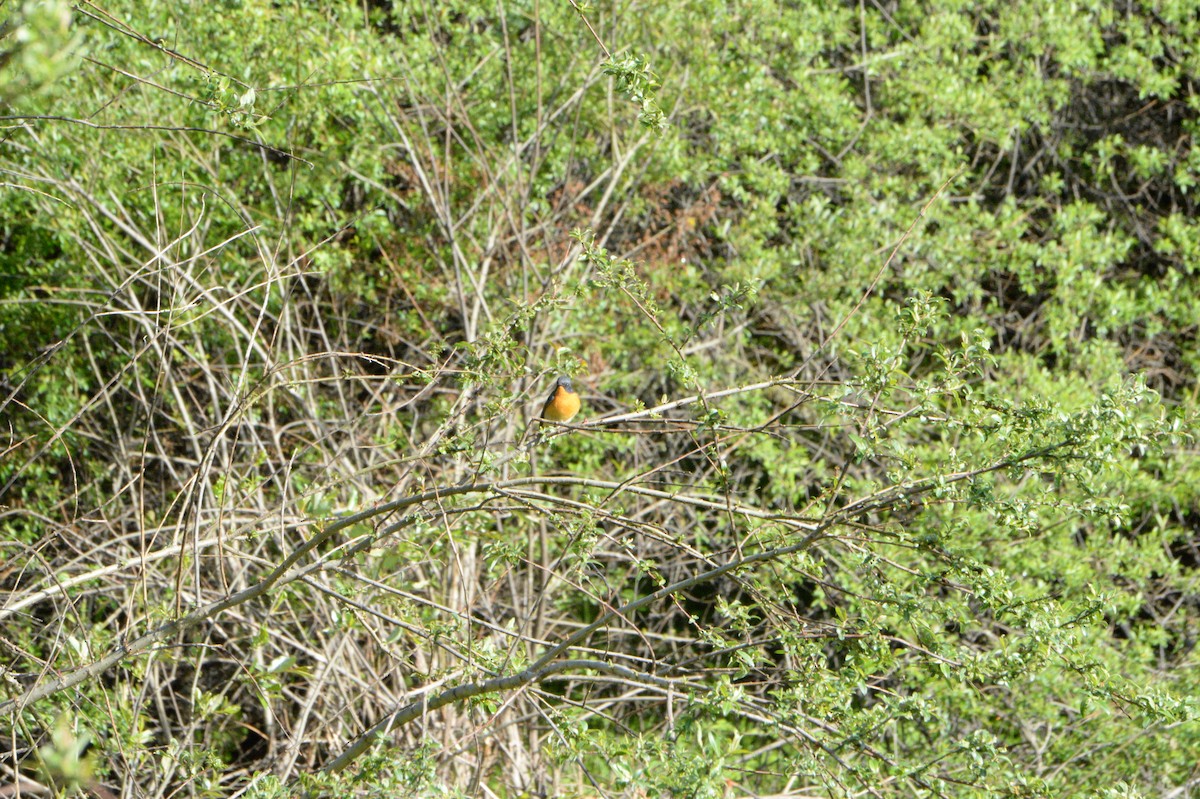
<box><xmin>2</xmin><ymin>1</ymin><xmax>1198</xmax><ymax>797</ymax></box>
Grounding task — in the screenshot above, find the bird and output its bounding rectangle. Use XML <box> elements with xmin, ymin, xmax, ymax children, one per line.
<box><xmin>528</xmin><ymin>376</ymin><xmax>581</xmax><ymax>447</ymax></box>
<box><xmin>540</xmin><ymin>375</ymin><xmax>581</xmax><ymax>425</ymax></box>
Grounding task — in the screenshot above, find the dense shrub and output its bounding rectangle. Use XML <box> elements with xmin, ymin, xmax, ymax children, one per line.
<box><xmin>1</xmin><ymin>1</ymin><xmax>1196</xmax><ymax>797</ymax></box>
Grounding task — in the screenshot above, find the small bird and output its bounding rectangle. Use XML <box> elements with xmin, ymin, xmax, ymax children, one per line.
<box><xmin>529</xmin><ymin>376</ymin><xmax>581</xmax><ymax>447</ymax></box>
<box><xmin>540</xmin><ymin>375</ymin><xmax>581</xmax><ymax>425</ymax></box>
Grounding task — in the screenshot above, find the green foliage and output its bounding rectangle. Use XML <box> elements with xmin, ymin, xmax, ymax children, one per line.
<box><xmin>2</xmin><ymin>0</ymin><xmax>1199</xmax><ymax>797</ymax></box>
<box><xmin>602</xmin><ymin>53</ymin><xmax>669</xmax><ymax>132</ymax></box>
<box><xmin>0</xmin><ymin>0</ymin><xmax>83</xmax><ymax>104</ymax></box>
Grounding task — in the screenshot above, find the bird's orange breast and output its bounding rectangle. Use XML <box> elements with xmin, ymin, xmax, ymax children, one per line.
<box><xmin>543</xmin><ymin>386</ymin><xmax>581</xmax><ymax>422</ymax></box>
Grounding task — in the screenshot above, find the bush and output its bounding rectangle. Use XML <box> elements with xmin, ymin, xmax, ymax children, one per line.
<box><xmin>1</xmin><ymin>1</ymin><xmax>1196</xmax><ymax>797</ymax></box>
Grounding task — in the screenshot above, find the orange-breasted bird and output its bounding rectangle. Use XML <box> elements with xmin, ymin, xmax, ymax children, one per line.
<box><xmin>540</xmin><ymin>375</ymin><xmax>581</xmax><ymax>425</ymax></box>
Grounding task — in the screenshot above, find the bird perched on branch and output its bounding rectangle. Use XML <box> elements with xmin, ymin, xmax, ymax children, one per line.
<box><xmin>528</xmin><ymin>375</ymin><xmax>580</xmax><ymax>447</ymax></box>
<box><xmin>540</xmin><ymin>375</ymin><xmax>581</xmax><ymax>425</ymax></box>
